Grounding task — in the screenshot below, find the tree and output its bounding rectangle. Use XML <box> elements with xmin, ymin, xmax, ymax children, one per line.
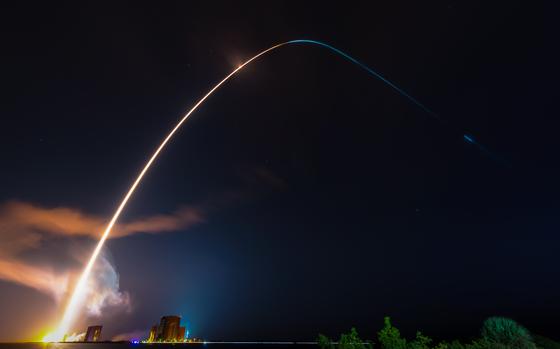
<box><xmin>378</xmin><ymin>317</ymin><xmax>407</xmax><ymax>349</ymax></box>
<box><xmin>318</xmin><ymin>334</ymin><xmax>334</xmax><ymax>349</ymax></box>
<box><xmin>481</xmin><ymin>317</ymin><xmax>535</xmax><ymax>349</ymax></box>
<box><xmin>533</xmin><ymin>335</ymin><xmax>560</xmax><ymax>349</ymax></box>
<box><xmin>446</xmin><ymin>340</ymin><xmax>465</xmax><ymax>349</ymax></box>
<box><xmin>433</xmin><ymin>342</ymin><xmax>449</xmax><ymax>349</ymax></box>
<box><xmin>339</xmin><ymin>327</ymin><xmax>373</xmax><ymax>349</ymax></box>
<box><xmin>409</xmin><ymin>331</ymin><xmax>433</xmax><ymax>349</ymax></box>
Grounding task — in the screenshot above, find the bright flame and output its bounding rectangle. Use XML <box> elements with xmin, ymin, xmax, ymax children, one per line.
<box><xmin>44</xmin><ymin>39</ymin><xmax>436</xmax><ymax>341</ymax></box>
<box><xmin>42</xmin><ymin>333</ymin><xmax>54</xmax><ymax>342</ymax></box>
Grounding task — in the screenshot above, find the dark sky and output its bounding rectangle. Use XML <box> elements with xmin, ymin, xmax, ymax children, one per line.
<box><xmin>0</xmin><ymin>0</ymin><xmax>558</xmax><ymax>343</ymax></box>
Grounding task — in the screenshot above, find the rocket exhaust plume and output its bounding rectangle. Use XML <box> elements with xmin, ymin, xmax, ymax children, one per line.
<box><xmin>43</xmin><ymin>39</ymin><xmax>490</xmax><ymax>341</ymax></box>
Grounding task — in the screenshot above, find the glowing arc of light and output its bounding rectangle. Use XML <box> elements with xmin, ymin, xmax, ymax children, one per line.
<box><xmin>44</xmin><ymin>42</ymin><xmax>285</xmax><ymax>342</ymax></box>
<box><xmin>45</xmin><ymin>39</ymin><xmax>443</xmax><ymax>341</ymax></box>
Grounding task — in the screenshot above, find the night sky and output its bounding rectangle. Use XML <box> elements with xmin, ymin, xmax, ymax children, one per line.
<box><xmin>0</xmin><ymin>1</ymin><xmax>558</xmax><ymax>343</ymax></box>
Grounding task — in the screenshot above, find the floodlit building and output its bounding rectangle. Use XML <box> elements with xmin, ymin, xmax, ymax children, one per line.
<box><xmin>177</xmin><ymin>326</ymin><xmax>186</xmax><ymax>341</ymax></box>
<box><xmin>148</xmin><ymin>325</ymin><xmax>158</xmax><ymax>342</ymax></box>
<box><xmin>148</xmin><ymin>315</ymin><xmax>186</xmax><ymax>342</ymax></box>
<box><xmin>84</xmin><ymin>325</ymin><xmax>102</xmax><ymax>342</ymax></box>
<box><xmin>161</xmin><ymin>315</ymin><xmax>180</xmax><ymax>341</ymax></box>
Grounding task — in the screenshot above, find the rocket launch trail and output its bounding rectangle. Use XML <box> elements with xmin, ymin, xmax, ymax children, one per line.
<box><xmin>44</xmin><ymin>39</ymin><xmax>495</xmax><ymax>341</ymax></box>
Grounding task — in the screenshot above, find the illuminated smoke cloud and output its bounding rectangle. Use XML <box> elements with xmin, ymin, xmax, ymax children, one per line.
<box><xmin>85</xmin><ymin>252</ymin><xmax>131</xmax><ymax>316</ymax></box>
<box><xmin>0</xmin><ymin>200</ymin><xmax>203</xmax><ymax>240</ymax></box>
<box><xmin>0</xmin><ymin>200</ymin><xmax>203</xmax><ymax>306</ymax></box>
<box><xmin>64</xmin><ymin>332</ymin><xmax>85</xmax><ymax>342</ymax></box>
<box><xmin>0</xmin><ymin>259</ymin><xmax>69</xmax><ymax>302</ymax></box>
